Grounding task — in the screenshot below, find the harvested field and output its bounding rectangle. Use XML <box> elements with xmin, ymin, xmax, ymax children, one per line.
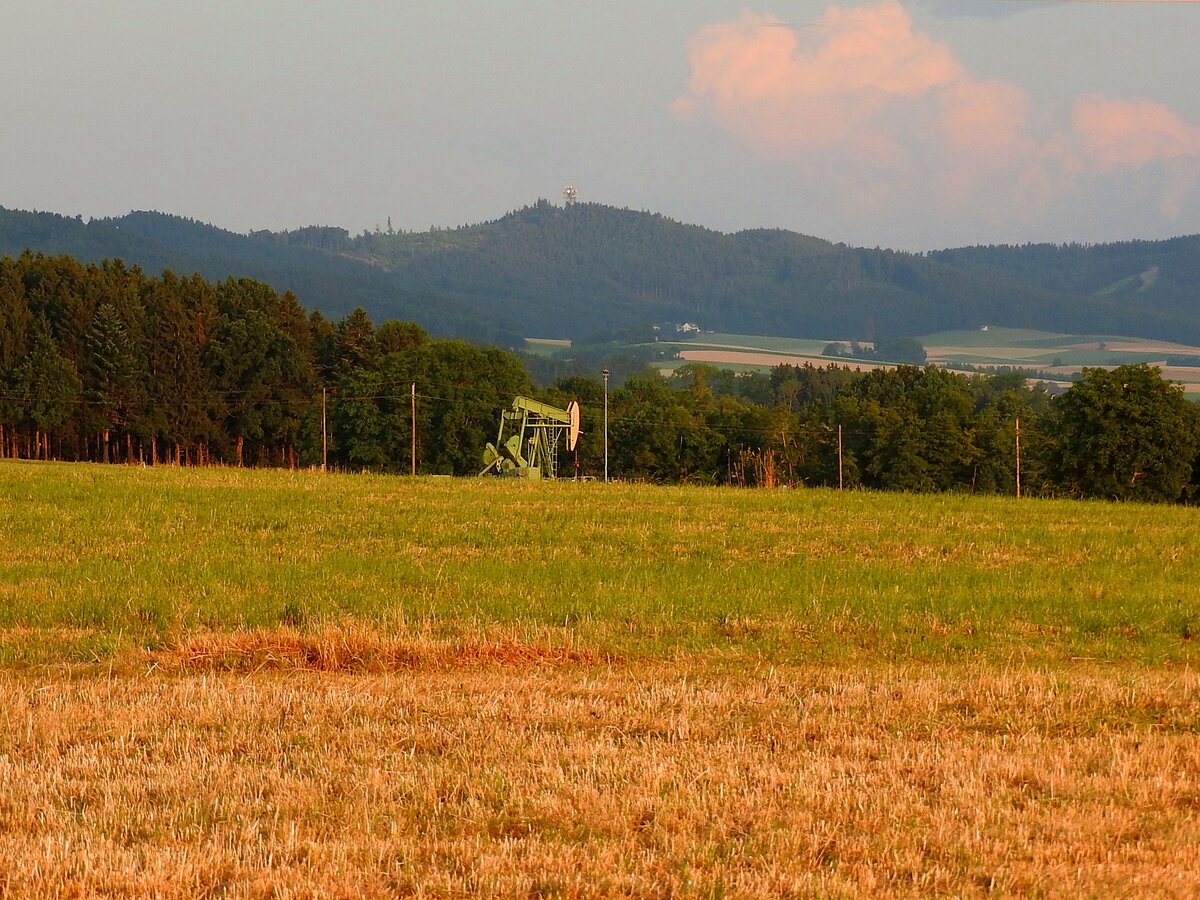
<box><xmin>677</xmin><ymin>348</ymin><xmax>891</xmax><ymax>371</ymax></box>
<box><xmin>1092</xmin><ymin>341</ymin><xmax>1200</xmax><ymax>355</ymax></box>
<box><xmin>1157</xmin><ymin>367</ymin><xmax>1200</xmax><ymax>393</ymax></box>
<box><xmin>2</xmin><ymin>660</ymin><xmax>1198</xmax><ymax>897</ymax></box>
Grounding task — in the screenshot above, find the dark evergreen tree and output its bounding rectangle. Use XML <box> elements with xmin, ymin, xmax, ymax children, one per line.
<box><xmin>15</xmin><ymin>320</ymin><xmax>81</xmax><ymax>459</ymax></box>
<box><xmin>83</xmin><ymin>301</ymin><xmax>148</xmax><ymax>462</ymax></box>
<box><xmin>144</xmin><ymin>272</ymin><xmax>223</xmax><ymax>463</ymax></box>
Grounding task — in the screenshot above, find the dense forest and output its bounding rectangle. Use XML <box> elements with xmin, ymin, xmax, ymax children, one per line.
<box><xmin>4</xmin><ymin>202</ymin><xmax>1200</xmax><ymax>347</ymax></box>
<box><xmin>3</xmin><ymin>251</ymin><xmax>1199</xmax><ymax>503</ymax></box>
<box><xmin>0</xmin><ymin>252</ymin><xmax>527</xmax><ymax>471</ymax></box>
<box><xmin>0</xmin><ymin>207</ymin><xmax>521</xmax><ymax>346</ymax></box>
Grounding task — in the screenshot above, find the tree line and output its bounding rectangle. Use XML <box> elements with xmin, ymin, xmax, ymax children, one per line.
<box><xmin>0</xmin><ymin>252</ymin><xmax>528</xmax><ymax>470</ymax></box>
<box><xmin>650</xmin><ymin>362</ymin><xmax>1200</xmax><ymax>503</ymax></box>
<box><xmin>3</xmin><ymin>251</ymin><xmax>1199</xmax><ymax>502</ymax></box>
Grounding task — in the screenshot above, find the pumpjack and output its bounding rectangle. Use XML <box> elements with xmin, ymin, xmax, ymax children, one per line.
<box><xmin>480</xmin><ymin>396</ymin><xmax>581</xmax><ymax>479</ymax></box>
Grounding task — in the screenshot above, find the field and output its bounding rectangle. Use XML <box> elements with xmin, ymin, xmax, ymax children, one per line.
<box><xmin>523</xmin><ymin>337</ymin><xmax>574</xmax><ymax>356</ymax></box>
<box><xmin>655</xmin><ymin>328</ymin><xmax>1200</xmax><ymax>392</ymax></box>
<box><xmin>2</xmin><ymin>461</ymin><xmax>1199</xmax><ymax>896</ymax></box>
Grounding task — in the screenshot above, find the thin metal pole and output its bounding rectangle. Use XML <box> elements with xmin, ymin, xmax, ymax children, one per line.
<box><xmin>602</xmin><ymin>368</ymin><xmax>610</xmax><ymax>483</ymax></box>
<box><xmin>321</xmin><ymin>387</ymin><xmax>327</xmax><ymax>472</ymax></box>
<box><xmin>411</xmin><ymin>383</ymin><xmax>417</xmax><ymax>476</ymax></box>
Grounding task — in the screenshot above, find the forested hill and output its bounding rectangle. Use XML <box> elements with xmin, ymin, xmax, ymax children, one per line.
<box><xmin>0</xmin><ymin>207</ymin><xmax>517</xmax><ymax>345</ymax></box>
<box><xmin>928</xmin><ymin>238</ymin><xmax>1200</xmax><ymax>317</ymax></box>
<box><xmin>4</xmin><ymin>202</ymin><xmax>1200</xmax><ymax>345</ymax></box>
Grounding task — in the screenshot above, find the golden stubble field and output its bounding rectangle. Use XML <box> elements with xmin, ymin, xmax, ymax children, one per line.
<box><xmin>1</xmin><ymin>651</ymin><xmax>1198</xmax><ymax>898</ymax></box>
<box><xmin>2</xmin><ymin>461</ymin><xmax>1200</xmax><ymax>896</ymax></box>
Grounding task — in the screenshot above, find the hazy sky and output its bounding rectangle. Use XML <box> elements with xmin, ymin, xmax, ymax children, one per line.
<box><xmin>3</xmin><ymin>1</ymin><xmax>1199</xmax><ymax>250</ymax></box>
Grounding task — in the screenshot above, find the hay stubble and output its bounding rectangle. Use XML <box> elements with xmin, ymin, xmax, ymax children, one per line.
<box><xmin>1</xmin><ymin>662</ymin><xmax>1197</xmax><ymax>897</ymax></box>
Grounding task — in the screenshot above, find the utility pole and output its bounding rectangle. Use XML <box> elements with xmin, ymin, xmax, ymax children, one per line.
<box><xmin>321</xmin><ymin>387</ymin><xmax>328</xmax><ymax>472</ymax></box>
<box><xmin>602</xmin><ymin>368</ymin><xmax>610</xmax><ymax>483</ymax></box>
<box><xmin>411</xmin><ymin>383</ymin><xmax>417</xmax><ymax>476</ymax></box>
<box><xmin>838</xmin><ymin>424</ymin><xmax>844</xmax><ymax>490</ymax></box>
<box><xmin>1015</xmin><ymin>416</ymin><xmax>1022</xmax><ymax>499</ymax></box>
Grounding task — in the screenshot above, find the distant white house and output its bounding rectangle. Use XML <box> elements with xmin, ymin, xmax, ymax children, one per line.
<box><xmin>676</xmin><ymin>322</ymin><xmax>701</xmax><ymax>334</ymax></box>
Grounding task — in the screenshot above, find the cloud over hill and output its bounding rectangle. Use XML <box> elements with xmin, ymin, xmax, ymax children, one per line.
<box><xmin>674</xmin><ymin>1</ymin><xmax>1200</xmax><ymax>238</ymax></box>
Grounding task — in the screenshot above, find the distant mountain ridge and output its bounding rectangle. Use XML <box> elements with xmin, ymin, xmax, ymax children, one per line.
<box><xmin>3</xmin><ymin>201</ymin><xmax>1199</xmax><ymax>346</ymax></box>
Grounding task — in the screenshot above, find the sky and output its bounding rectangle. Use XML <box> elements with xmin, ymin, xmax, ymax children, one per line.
<box><xmin>3</xmin><ymin>1</ymin><xmax>1199</xmax><ymax>251</ymax></box>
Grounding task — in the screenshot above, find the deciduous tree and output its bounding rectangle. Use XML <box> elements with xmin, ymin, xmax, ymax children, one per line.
<box><xmin>1044</xmin><ymin>364</ymin><xmax>1200</xmax><ymax>502</ymax></box>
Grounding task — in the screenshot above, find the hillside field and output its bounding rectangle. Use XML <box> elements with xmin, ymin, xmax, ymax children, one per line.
<box><xmin>1</xmin><ymin>462</ymin><xmax>1198</xmax><ymax>896</ymax></box>
<box><xmin>656</xmin><ymin>328</ymin><xmax>1200</xmax><ymax>393</ymax></box>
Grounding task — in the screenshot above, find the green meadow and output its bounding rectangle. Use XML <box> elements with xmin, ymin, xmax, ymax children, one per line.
<box><xmin>2</xmin><ymin>460</ymin><xmax>1197</xmax><ymax>666</ymax></box>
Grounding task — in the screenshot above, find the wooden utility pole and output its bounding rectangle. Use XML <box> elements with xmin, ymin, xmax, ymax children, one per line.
<box><xmin>1015</xmin><ymin>416</ymin><xmax>1022</xmax><ymax>499</ymax></box>
<box><xmin>602</xmin><ymin>369</ymin><xmax>610</xmax><ymax>483</ymax></box>
<box><xmin>411</xmin><ymin>383</ymin><xmax>417</xmax><ymax>476</ymax></box>
<box><xmin>320</xmin><ymin>387</ymin><xmax>328</xmax><ymax>471</ymax></box>
<box><xmin>838</xmin><ymin>424</ymin><xmax>844</xmax><ymax>490</ymax></box>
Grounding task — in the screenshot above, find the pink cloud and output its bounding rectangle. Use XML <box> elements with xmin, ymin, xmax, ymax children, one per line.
<box><xmin>1073</xmin><ymin>94</ymin><xmax>1200</xmax><ymax>171</ymax></box>
<box><xmin>675</xmin><ymin>5</ymin><xmax>961</xmax><ymax>157</ymax></box>
<box><xmin>674</xmin><ymin>1</ymin><xmax>1200</xmax><ymax>232</ymax></box>
<box><xmin>939</xmin><ymin>79</ymin><xmax>1031</xmax><ymax>163</ymax></box>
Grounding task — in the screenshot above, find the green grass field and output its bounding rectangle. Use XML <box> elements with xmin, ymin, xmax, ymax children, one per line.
<box><xmin>923</xmin><ymin>327</ymin><xmax>1200</xmax><ymax>373</ymax></box>
<box><xmin>3</xmin><ymin>461</ymin><xmax>1199</xmax><ymax>896</ymax></box>
<box><xmin>3</xmin><ymin>460</ymin><xmax>1197</xmax><ymax>665</ymax></box>
<box><xmin>522</xmin><ymin>337</ymin><xmax>574</xmax><ymax>356</ymax></box>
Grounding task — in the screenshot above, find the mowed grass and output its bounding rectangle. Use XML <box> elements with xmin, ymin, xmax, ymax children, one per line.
<box><xmin>1</xmin><ymin>460</ymin><xmax>1197</xmax><ymax>665</ymax></box>
<box><xmin>2</xmin><ymin>461</ymin><xmax>1200</xmax><ymax>896</ymax></box>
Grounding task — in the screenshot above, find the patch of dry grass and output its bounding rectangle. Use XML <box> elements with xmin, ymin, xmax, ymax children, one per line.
<box><xmin>169</xmin><ymin>624</ymin><xmax>606</xmax><ymax>673</ymax></box>
<box><xmin>1</xmin><ymin>657</ymin><xmax>1197</xmax><ymax>897</ymax></box>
